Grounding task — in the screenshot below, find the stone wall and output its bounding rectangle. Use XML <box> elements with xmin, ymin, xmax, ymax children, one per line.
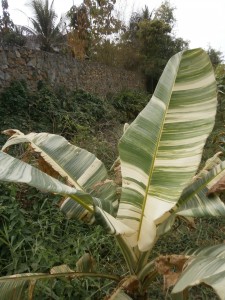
<box><xmin>0</xmin><ymin>46</ymin><xmax>146</xmax><ymax>97</ymax></box>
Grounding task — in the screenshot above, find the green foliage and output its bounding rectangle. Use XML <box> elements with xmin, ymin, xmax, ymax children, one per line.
<box><xmin>111</xmin><ymin>90</ymin><xmax>149</xmax><ymax>121</ymax></box>
<box><xmin>0</xmin><ymin>80</ymin><xmax>31</xmax><ymax>146</ymax></box>
<box><xmin>0</xmin><ymin>80</ymin><xmax>29</xmax><ymax>114</ymax></box>
<box><xmin>0</xmin><ymin>0</ymin><xmax>14</xmax><ymax>33</ymax></box>
<box><xmin>207</xmin><ymin>46</ymin><xmax>224</xmax><ymax>68</ymax></box>
<box><xmin>0</xmin><ymin>79</ymin><xmax>146</xmax><ymax>168</ymax></box>
<box><xmin>154</xmin><ymin>0</ymin><xmax>176</xmax><ymax>25</ymax></box>
<box><xmin>0</xmin><ymin>0</ymin><xmax>26</xmax><ymax>46</ymax></box>
<box><xmin>0</xmin><ymin>30</ymin><xmax>26</xmax><ymax>45</ymax></box>
<box><xmin>25</xmin><ymin>0</ymin><xmax>64</xmax><ymax>52</ymax></box>
<box><xmin>67</xmin><ymin>0</ymin><xmax>122</xmax><ymax>58</ymax></box>
<box><xmin>201</xmin><ymin>64</ymin><xmax>225</xmax><ymax>164</ymax></box>
<box><xmin>0</xmin><ymin>80</ymin><xmax>107</xmax><ymax>138</ymax></box>
<box><xmin>118</xmin><ymin>1</ymin><xmax>188</xmax><ymax>92</ymax></box>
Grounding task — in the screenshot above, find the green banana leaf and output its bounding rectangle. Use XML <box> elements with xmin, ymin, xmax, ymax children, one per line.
<box><xmin>1</xmin><ymin>131</ymin><xmax>117</xmax><ymax>219</ymax></box>
<box><xmin>115</xmin><ymin>48</ymin><xmax>217</xmax><ymax>251</ymax></box>
<box><xmin>172</xmin><ymin>244</ymin><xmax>225</xmax><ymax>299</ymax></box>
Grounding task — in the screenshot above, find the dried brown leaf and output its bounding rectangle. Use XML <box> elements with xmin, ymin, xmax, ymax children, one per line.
<box><xmin>50</xmin><ymin>264</ymin><xmax>74</xmax><ymax>274</ymax></box>
<box><xmin>2</xmin><ymin>129</ymin><xmax>22</xmax><ymax>136</ymax></box>
<box><xmin>155</xmin><ymin>255</ymin><xmax>188</xmax><ymax>290</ymax></box>
<box><xmin>121</xmin><ymin>276</ymin><xmax>139</xmax><ymax>293</ymax></box>
<box><xmin>92</xmin><ymin>179</ymin><xmax>113</xmax><ymax>190</ymax></box>
<box><xmin>76</xmin><ymin>253</ymin><xmax>96</xmax><ymax>272</ymax></box>
<box><xmin>207</xmin><ymin>175</ymin><xmax>225</xmax><ymax>196</ymax></box>
<box><xmin>114</xmin><ymin>164</ymin><xmax>122</xmax><ymax>186</ymax></box>
<box><xmin>106</xmin><ymin>276</ymin><xmax>139</xmax><ymax>299</ymax></box>
<box><xmin>37</xmin><ymin>156</ymin><xmax>60</xmax><ymax>179</ymax></box>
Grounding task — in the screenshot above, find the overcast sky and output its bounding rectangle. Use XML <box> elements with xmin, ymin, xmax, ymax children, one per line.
<box><xmin>6</xmin><ymin>0</ymin><xmax>225</xmax><ymax>57</ymax></box>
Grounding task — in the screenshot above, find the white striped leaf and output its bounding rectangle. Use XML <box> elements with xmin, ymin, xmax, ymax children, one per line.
<box><xmin>157</xmin><ymin>154</ymin><xmax>225</xmax><ymax>236</ymax></box>
<box><xmin>0</xmin><ymin>269</ymin><xmax>87</xmax><ymax>300</ymax></box>
<box><xmin>0</xmin><ymin>261</ymin><xmax>121</xmax><ymax>299</ymax></box>
<box><xmin>0</xmin><ymin>270</ymin><xmax>88</xmax><ymax>300</ymax></box>
<box><xmin>94</xmin><ymin>206</ymin><xmax>135</xmax><ymax>236</ymax></box>
<box><xmin>156</xmin><ymin>213</ymin><xmax>176</xmax><ymax>236</ymax></box>
<box><xmin>2</xmin><ymin>131</ymin><xmax>117</xmax><ymax>219</ymax></box>
<box><xmin>192</xmin><ymin>152</ymin><xmax>222</xmax><ymax>181</ymax></box>
<box><xmin>177</xmin><ymin>161</ymin><xmax>225</xmax><ymax>217</ymax></box>
<box><xmin>117</xmin><ymin>48</ymin><xmax>217</xmax><ymax>251</ymax></box>
<box><xmin>0</xmin><ymin>151</ymin><xmax>91</xmax><ymax>200</ymax></box>
<box><xmin>60</xmin><ymin>197</ymin><xmax>94</xmax><ymax>223</ymax></box>
<box><xmin>172</xmin><ymin>244</ymin><xmax>225</xmax><ymax>299</ymax></box>
<box><xmin>0</xmin><ymin>273</ymin><xmax>43</xmax><ymax>300</ymax></box>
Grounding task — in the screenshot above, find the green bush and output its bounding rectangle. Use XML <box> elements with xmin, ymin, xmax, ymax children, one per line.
<box><xmin>0</xmin><ymin>80</ymin><xmax>29</xmax><ymax>115</ymax></box>
<box><xmin>1</xmin><ymin>81</ymin><xmax>147</xmax><ymax>166</ymax></box>
<box><xmin>1</xmin><ymin>31</ymin><xmax>26</xmax><ymax>46</ymax></box>
<box><xmin>111</xmin><ymin>90</ymin><xmax>150</xmax><ymax>121</ymax></box>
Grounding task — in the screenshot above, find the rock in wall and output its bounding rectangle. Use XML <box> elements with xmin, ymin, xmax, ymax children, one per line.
<box><xmin>0</xmin><ymin>46</ymin><xmax>146</xmax><ymax>97</ymax></box>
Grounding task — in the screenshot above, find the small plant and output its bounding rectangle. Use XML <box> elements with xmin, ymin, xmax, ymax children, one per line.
<box><xmin>1</xmin><ymin>48</ymin><xmax>225</xmax><ymax>299</ymax></box>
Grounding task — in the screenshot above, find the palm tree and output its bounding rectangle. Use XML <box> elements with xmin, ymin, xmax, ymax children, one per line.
<box><xmin>26</xmin><ymin>0</ymin><xmax>64</xmax><ymax>51</ymax></box>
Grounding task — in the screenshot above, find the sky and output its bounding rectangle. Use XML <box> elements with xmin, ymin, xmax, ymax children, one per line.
<box><xmin>5</xmin><ymin>0</ymin><xmax>225</xmax><ymax>57</ymax></box>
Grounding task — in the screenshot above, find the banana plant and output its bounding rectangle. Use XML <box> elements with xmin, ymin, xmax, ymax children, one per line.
<box><xmin>0</xmin><ymin>48</ymin><xmax>225</xmax><ymax>299</ymax></box>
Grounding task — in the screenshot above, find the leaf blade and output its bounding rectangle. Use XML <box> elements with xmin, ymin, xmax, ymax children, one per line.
<box><xmin>172</xmin><ymin>244</ymin><xmax>225</xmax><ymax>299</ymax></box>
<box><xmin>0</xmin><ymin>151</ymin><xmax>94</xmax><ymax>212</ymax></box>
<box><xmin>117</xmin><ymin>49</ymin><xmax>217</xmax><ymax>251</ymax></box>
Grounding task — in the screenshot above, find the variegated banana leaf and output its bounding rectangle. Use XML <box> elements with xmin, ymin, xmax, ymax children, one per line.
<box><xmin>116</xmin><ymin>48</ymin><xmax>217</xmax><ymax>251</ymax></box>
<box><xmin>157</xmin><ymin>156</ymin><xmax>225</xmax><ymax>236</ymax></box>
<box><xmin>0</xmin><ymin>257</ymin><xmax>120</xmax><ymax>300</ymax></box>
<box><xmin>0</xmin><ymin>147</ymin><xmax>135</xmax><ymax>235</ymax></box>
<box><xmin>0</xmin><ymin>151</ymin><xmax>94</xmax><ymax>212</ymax></box>
<box><xmin>1</xmin><ymin>131</ymin><xmax>117</xmax><ymax>220</ymax></box>
<box><xmin>172</xmin><ymin>244</ymin><xmax>225</xmax><ymax>299</ymax></box>
<box><xmin>0</xmin><ymin>273</ymin><xmax>45</xmax><ymax>300</ymax></box>
<box><xmin>177</xmin><ymin>156</ymin><xmax>225</xmax><ymax>214</ymax></box>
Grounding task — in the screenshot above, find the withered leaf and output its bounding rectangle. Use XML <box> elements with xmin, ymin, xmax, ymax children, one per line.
<box><xmin>155</xmin><ymin>255</ymin><xmax>188</xmax><ymax>290</ymax></box>
<box><xmin>92</xmin><ymin>179</ymin><xmax>113</xmax><ymax>190</ymax></box>
<box><xmin>37</xmin><ymin>156</ymin><xmax>60</xmax><ymax>179</ymax></box>
<box><xmin>114</xmin><ymin>164</ymin><xmax>122</xmax><ymax>186</ymax></box>
<box><xmin>76</xmin><ymin>253</ymin><xmax>96</xmax><ymax>273</ymax></box>
<box><xmin>207</xmin><ymin>175</ymin><xmax>225</xmax><ymax>196</ymax></box>
<box><xmin>2</xmin><ymin>129</ymin><xmax>23</xmax><ymax>136</ymax></box>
